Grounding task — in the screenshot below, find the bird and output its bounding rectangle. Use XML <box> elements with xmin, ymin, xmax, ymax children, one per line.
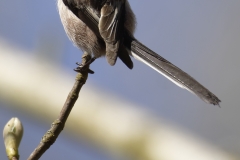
<box><xmin>57</xmin><ymin>0</ymin><xmax>221</xmax><ymax>106</ymax></box>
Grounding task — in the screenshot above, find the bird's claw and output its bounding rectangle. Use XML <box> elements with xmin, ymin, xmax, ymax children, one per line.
<box><xmin>74</xmin><ymin>62</ymin><xmax>94</xmax><ymax>74</ymax></box>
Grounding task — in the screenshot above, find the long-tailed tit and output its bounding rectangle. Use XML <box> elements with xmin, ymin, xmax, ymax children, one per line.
<box><xmin>57</xmin><ymin>0</ymin><xmax>221</xmax><ymax>106</ymax></box>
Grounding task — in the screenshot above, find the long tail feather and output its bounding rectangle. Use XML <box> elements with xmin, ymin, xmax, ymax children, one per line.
<box><xmin>124</xmin><ymin>34</ymin><xmax>221</xmax><ymax>106</ymax></box>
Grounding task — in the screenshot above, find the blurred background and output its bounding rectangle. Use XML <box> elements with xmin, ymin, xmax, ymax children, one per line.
<box><xmin>0</xmin><ymin>0</ymin><xmax>240</xmax><ymax>159</ymax></box>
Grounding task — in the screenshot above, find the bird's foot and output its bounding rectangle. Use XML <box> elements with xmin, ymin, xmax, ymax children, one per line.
<box><xmin>74</xmin><ymin>57</ymin><xmax>96</xmax><ymax>74</ymax></box>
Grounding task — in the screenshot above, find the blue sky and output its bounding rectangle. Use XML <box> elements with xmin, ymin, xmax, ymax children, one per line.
<box><xmin>1</xmin><ymin>0</ymin><xmax>240</xmax><ymax>159</ymax></box>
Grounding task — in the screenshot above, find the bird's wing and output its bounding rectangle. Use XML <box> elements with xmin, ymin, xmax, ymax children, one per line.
<box><xmin>62</xmin><ymin>0</ymin><xmax>101</xmax><ymax>37</ymax></box>
<box><xmin>98</xmin><ymin>0</ymin><xmax>126</xmax><ymax>65</ymax></box>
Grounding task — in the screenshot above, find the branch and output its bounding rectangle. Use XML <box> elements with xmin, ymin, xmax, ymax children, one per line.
<box><xmin>27</xmin><ymin>53</ymin><xmax>91</xmax><ymax>160</ymax></box>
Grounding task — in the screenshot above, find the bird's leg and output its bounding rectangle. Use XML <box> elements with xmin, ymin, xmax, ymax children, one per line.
<box><xmin>74</xmin><ymin>52</ymin><xmax>96</xmax><ymax>74</ymax></box>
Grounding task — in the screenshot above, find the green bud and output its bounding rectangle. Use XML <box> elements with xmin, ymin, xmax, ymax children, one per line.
<box><xmin>3</xmin><ymin>117</ymin><xmax>23</xmax><ymax>160</ymax></box>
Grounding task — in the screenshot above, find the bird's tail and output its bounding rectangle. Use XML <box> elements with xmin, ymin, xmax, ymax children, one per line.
<box><xmin>124</xmin><ymin>34</ymin><xmax>221</xmax><ymax>106</ymax></box>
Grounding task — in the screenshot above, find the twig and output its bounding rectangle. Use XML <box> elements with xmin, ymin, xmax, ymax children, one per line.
<box><xmin>27</xmin><ymin>53</ymin><xmax>91</xmax><ymax>160</ymax></box>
